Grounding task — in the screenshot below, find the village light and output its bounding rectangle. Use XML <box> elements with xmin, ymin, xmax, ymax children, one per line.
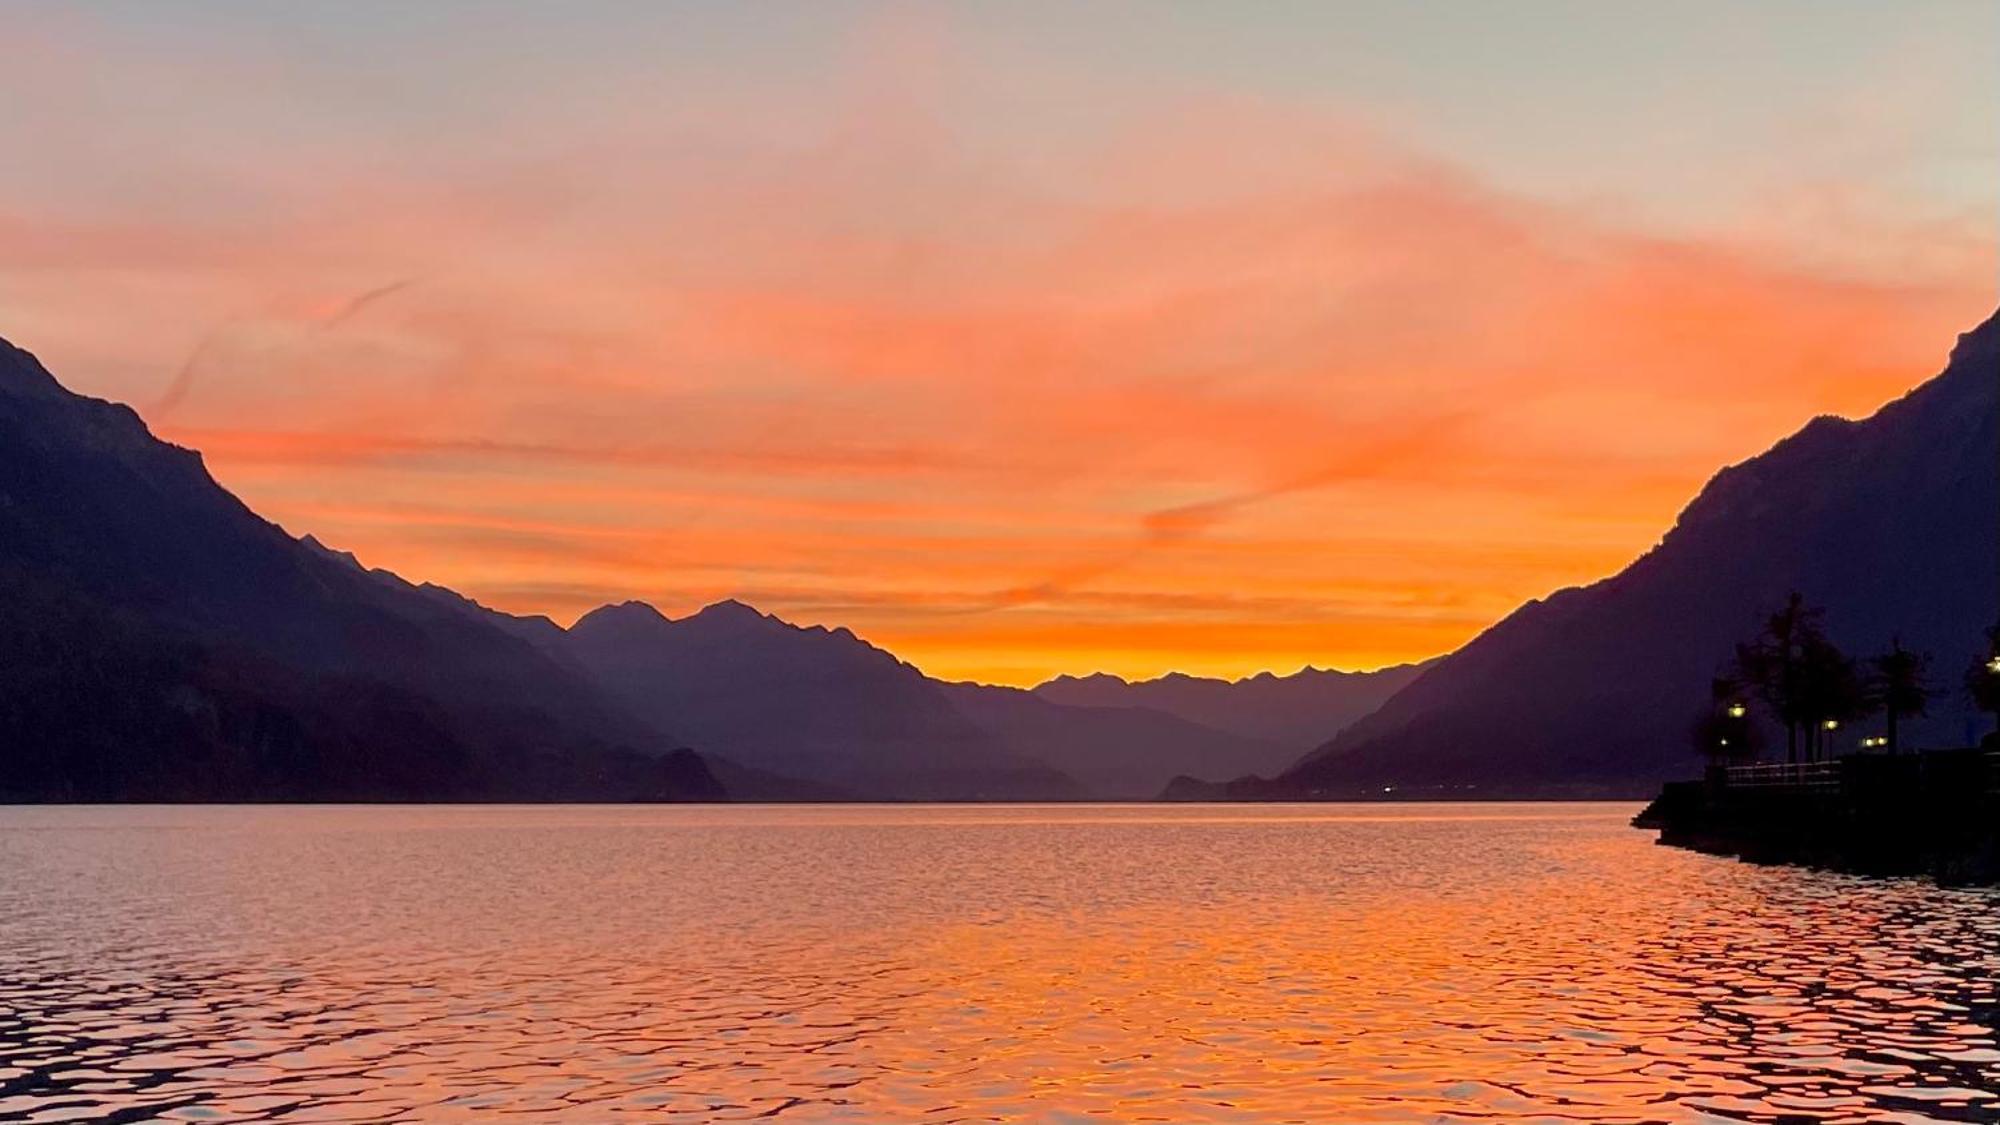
<box><xmin>1987</xmin><ymin>655</ymin><xmax>2000</xmax><ymax>674</ymax></box>
<box><xmin>1727</xmin><ymin>703</ymin><xmax>1747</xmax><ymax>719</ymax></box>
<box><xmin>1822</xmin><ymin>719</ymin><xmax>1839</xmax><ymax>731</ymax></box>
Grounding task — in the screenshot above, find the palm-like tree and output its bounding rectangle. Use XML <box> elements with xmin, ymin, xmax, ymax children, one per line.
<box><xmin>1869</xmin><ymin>638</ymin><xmax>1930</xmax><ymax>754</ymax></box>
<box><xmin>1734</xmin><ymin>593</ymin><xmax>1823</xmax><ymax>763</ymax></box>
<box><xmin>1797</xmin><ymin>634</ymin><xmax>1867</xmax><ymax>761</ymax></box>
<box><xmin>1733</xmin><ymin>594</ymin><xmax>1875</xmax><ymax>762</ymax></box>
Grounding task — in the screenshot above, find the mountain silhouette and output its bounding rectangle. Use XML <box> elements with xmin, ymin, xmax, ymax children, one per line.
<box><xmin>560</xmin><ymin>598</ymin><xmax>1334</xmax><ymax>799</ymax></box>
<box><xmin>0</xmin><ymin>338</ymin><xmax>724</xmax><ymax>802</ymax></box>
<box><xmin>1033</xmin><ymin>663</ymin><xmax>1433</xmax><ymax>757</ymax></box>
<box><xmin>936</xmin><ymin>680</ymin><xmax>1296</xmax><ymax>800</ymax></box>
<box><xmin>1233</xmin><ymin>307</ymin><xmax>2000</xmax><ymax>798</ymax></box>
<box><xmin>24</xmin><ymin>301</ymin><xmax>1985</xmax><ymax>805</ymax></box>
<box><xmin>563</xmin><ymin>599</ymin><xmax>1087</xmax><ymax>800</ymax></box>
<box><xmin>0</xmin><ymin>333</ymin><xmax>1340</xmax><ymax>803</ymax></box>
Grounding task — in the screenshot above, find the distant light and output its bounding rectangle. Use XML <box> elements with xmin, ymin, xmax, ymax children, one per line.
<box><xmin>1988</xmin><ymin>656</ymin><xmax>2000</xmax><ymax>674</ymax></box>
<box><xmin>1718</xmin><ymin>738</ymin><xmax>1729</xmax><ymax>747</ymax></box>
<box><xmin>1381</xmin><ymin>786</ymin><xmax>1394</xmax><ymax>793</ymax></box>
<box><xmin>1727</xmin><ymin>703</ymin><xmax>1747</xmax><ymax>719</ymax></box>
<box><xmin>1823</xmin><ymin>719</ymin><xmax>1839</xmax><ymax>731</ymax></box>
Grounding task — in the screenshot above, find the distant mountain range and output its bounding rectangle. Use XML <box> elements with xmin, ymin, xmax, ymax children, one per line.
<box><xmin>0</xmin><ymin>337</ymin><xmax>1407</xmax><ymax>801</ymax></box>
<box><xmin>1034</xmin><ymin>664</ymin><xmax>1433</xmax><ymax>756</ymax></box>
<box><xmin>561</xmin><ymin>598</ymin><xmax>1076</xmax><ymax>801</ymax></box>
<box><xmin>550</xmin><ymin>599</ymin><xmax>1412</xmax><ymax>800</ymax></box>
<box><xmin>1172</xmin><ymin>307</ymin><xmax>2000</xmax><ymax>800</ymax></box>
<box><xmin>16</xmin><ymin>305</ymin><xmax>1990</xmax><ymax>804</ymax></box>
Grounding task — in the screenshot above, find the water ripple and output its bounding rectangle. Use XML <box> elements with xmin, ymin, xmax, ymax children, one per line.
<box><xmin>1</xmin><ymin>803</ymin><xmax>1996</xmax><ymax>1122</ymax></box>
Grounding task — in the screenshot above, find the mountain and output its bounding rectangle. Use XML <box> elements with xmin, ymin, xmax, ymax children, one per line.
<box><xmin>0</xmin><ymin>331</ymin><xmax>1354</xmax><ymax>803</ymax></box>
<box><xmin>563</xmin><ymin>599</ymin><xmax>1085</xmax><ymax>800</ymax></box>
<box><xmin>1033</xmin><ymin>663</ymin><xmax>1433</xmax><ymax>756</ymax></box>
<box><xmin>1249</xmin><ymin>308</ymin><xmax>2000</xmax><ymax>799</ymax></box>
<box><xmin>936</xmin><ymin>680</ymin><xmax>1294</xmax><ymax>800</ymax></box>
<box><xmin>559</xmin><ymin>598</ymin><xmax>1318</xmax><ymax>800</ymax></box>
<box><xmin>0</xmin><ymin>337</ymin><xmax>725</xmax><ymax>802</ymax></box>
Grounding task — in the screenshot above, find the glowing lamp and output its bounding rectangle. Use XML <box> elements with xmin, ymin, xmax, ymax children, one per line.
<box><xmin>1726</xmin><ymin>703</ymin><xmax>1747</xmax><ymax>719</ymax></box>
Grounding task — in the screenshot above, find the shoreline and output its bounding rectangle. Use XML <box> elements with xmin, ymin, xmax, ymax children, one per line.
<box><xmin>1633</xmin><ymin>749</ymin><xmax>2000</xmax><ymax>885</ymax></box>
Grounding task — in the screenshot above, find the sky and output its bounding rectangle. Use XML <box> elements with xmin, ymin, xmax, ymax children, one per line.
<box><xmin>2</xmin><ymin>2</ymin><xmax>1996</xmax><ymax>685</ymax></box>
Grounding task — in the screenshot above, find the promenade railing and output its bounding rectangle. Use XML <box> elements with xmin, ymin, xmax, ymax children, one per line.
<box><xmin>1719</xmin><ymin>749</ymin><xmax>2000</xmax><ymax>799</ymax></box>
<box><xmin>1722</xmin><ymin>761</ymin><xmax>1842</xmax><ymax>790</ymax></box>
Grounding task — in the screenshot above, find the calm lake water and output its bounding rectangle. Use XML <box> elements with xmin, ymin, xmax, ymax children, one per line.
<box><xmin>2</xmin><ymin>803</ymin><xmax>1998</xmax><ymax>1123</ymax></box>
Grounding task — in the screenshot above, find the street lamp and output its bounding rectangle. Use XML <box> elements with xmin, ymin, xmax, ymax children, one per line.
<box><xmin>1727</xmin><ymin>702</ymin><xmax>1747</xmax><ymax>719</ymax></box>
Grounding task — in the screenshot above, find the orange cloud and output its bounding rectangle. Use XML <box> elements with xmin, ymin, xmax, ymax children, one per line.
<box><xmin>1</xmin><ymin>61</ymin><xmax>1991</xmax><ymax>684</ymax></box>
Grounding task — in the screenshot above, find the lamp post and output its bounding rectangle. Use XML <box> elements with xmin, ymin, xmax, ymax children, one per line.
<box><xmin>1715</xmin><ymin>699</ymin><xmax>1750</xmax><ymax>765</ymax></box>
<box><xmin>1989</xmin><ymin>657</ymin><xmax>2000</xmax><ymax>738</ymax></box>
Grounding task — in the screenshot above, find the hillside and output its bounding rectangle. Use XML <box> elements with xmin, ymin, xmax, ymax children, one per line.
<box><xmin>0</xmin><ymin>338</ymin><xmax>723</xmax><ymax>802</ymax></box>
<box><xmin>1266</xmin><ymin>308</ymin><xmax>2000</xmax><ymax>798</ymax></box>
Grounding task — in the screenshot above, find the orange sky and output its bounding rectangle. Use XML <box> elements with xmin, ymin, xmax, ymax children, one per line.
<box><xmin>2</xmin><ymin>4</ymin><xmax>1995</xmax><ymax>684</ymax></box>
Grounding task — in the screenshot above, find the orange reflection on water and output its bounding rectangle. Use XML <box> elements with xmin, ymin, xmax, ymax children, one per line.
<box><xmin>0</xmin><ymin>803</ymin><xmax>1996</xmax><ymax>1122</ymax></box>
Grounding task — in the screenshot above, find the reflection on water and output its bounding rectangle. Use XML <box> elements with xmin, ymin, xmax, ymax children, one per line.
<box><xmin>1</xmin><ymin>802</ymin><xmax>1997</xmax><ymax>1122</ymax></box>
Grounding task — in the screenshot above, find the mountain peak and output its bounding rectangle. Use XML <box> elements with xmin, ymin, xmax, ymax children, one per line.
<box><xmin>571</xmin><ymin>600</ymin><xmax>671</xmax><ymax>635</ymax></box>
<box><xmin>690</xmin><ymin>598</ymin><xmax>767</xmax><ymax>624</ymax></box>
<box><xmin>1040</xmin><ymin>672</ymin><xmax>1130</xmax><ymax>690</ymax></box>
<box><xmin>0</xmin><ymin>337</ymin><xmax>72</xmax><ymax>400</ymax></box>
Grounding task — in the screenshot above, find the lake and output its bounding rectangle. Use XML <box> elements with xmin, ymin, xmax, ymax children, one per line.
<box><xmin>2</xmin><ymin>802</ymin><xmax>1997</xmax><ymax>1122</ymax></box>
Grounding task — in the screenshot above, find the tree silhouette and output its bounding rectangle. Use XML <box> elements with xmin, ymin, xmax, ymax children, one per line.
<box><xmin>1868</xmin><ymin>638</ymin><xmax>1930</xmax><ymax>754</ymax></box>
<box><xmin>1964</xmin><ymin>625</ymin><xmax>2000</xmax><ymax>742</ymax></box>
<box><xmin>1731</xmin><ymin>594</ymin><xmax>1874</xmax><ymax>762</ymax></box>
<box><xmin>1797</xmin><ymin>634</ymin><xmax>1868</xmax><ymax>761</ymax></box>
<box><xmin>1733</xmin><ymin>593</ymin><xmax>1823</xmax><ymax>764</ymax></box>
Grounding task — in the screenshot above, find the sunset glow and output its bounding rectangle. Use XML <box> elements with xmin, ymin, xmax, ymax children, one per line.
<box><xmin>4</xmin><ymin>2</ymin><xmax>1994</xmax><ymax>683</ymax></box>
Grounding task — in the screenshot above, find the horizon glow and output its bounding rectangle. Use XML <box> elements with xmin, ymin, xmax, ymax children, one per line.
<box><xmin>2</xmin><ymin>1</ymin><xmax>1996</xmax><ymax>685</ymax></box>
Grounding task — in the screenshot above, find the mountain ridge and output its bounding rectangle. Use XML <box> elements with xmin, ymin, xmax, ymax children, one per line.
<box><xmin>1034</xmin><ymin>659</ymin><xmax>1435</xmax><ymax>757</ymax></box>
<box><xmin>1251</xmin><ymin>306</ymin><xmax>2000</xmax><ymax>798</ymax></box>
<box><xmin>0</xmin><ymin>336</ymin><xmax>724</xmax><ymax>802</ymax></box>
